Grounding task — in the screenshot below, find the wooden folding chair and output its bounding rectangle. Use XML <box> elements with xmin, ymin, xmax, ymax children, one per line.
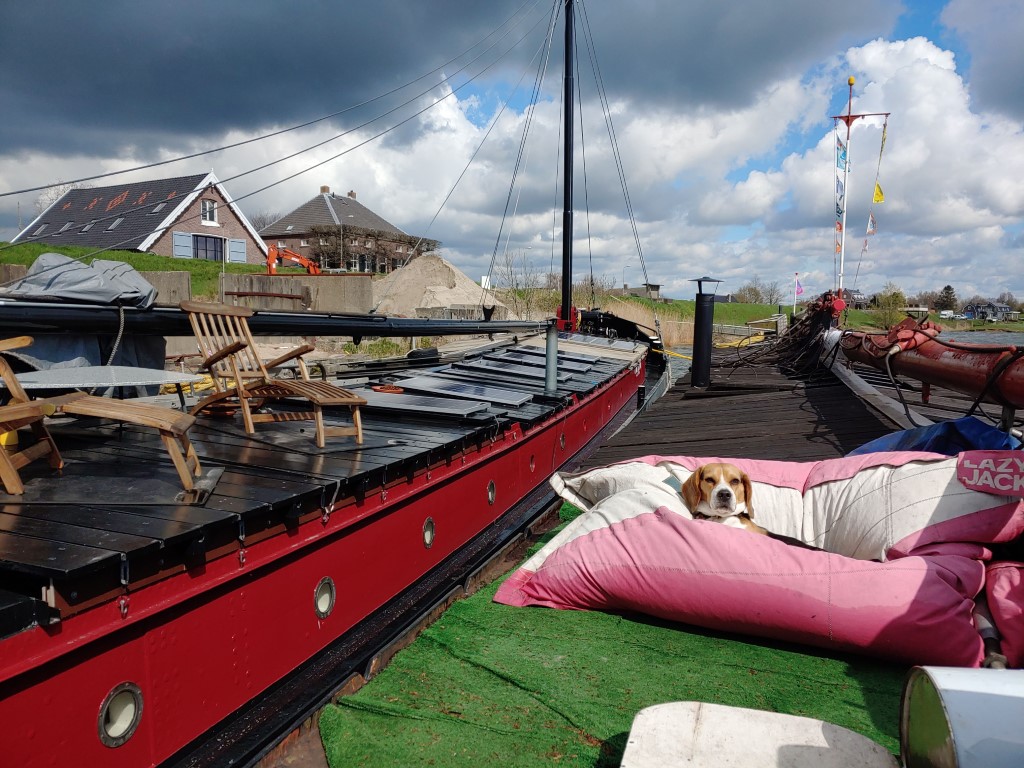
<box><xmin>180</xmin><ymin>301</ymin><xmax>365</xmax><ymax>448</ymax></box>
<box><xmin>0</xmin><ymin>336</ymin><xmax>203</xmax><ymax>495</ymax></box>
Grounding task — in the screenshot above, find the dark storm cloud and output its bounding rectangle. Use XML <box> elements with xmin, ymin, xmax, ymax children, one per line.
<box><xmin>2</xmin><ymin>1</ymin><xmax>900</xmax><ymax>159</ymax></box>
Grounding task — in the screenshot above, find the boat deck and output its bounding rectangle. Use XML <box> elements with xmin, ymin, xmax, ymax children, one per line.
<box><xmin>588</xmin><ymin>352</ymin><xmax>900</xmax><ymax>467</ymax></box>
<box><xmin>0</xmin><ymin>334</ymin><xmax>642</xmax><ymax>641</ymax></box>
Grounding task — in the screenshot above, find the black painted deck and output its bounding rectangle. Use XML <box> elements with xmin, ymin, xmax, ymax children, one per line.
<box><xmin>586</xmin><ymin>353</ymin><xmax>901</xmax><ymax>468</ymax></box>
<box><xmin>0</xmin><ymin>337</ymin><xmax>641</xmax><ymax>640</ymax></box>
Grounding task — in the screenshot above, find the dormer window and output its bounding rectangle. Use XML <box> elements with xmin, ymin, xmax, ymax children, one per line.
<box><xmin>201</xmin><ymin>199</ymin><xmax>217</xmax><ymax>223</ymax></box>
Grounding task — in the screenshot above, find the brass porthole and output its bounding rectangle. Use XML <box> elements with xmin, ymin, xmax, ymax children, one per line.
<box><xmin>423</xmin><ymin>517</ymin><xmax>436</xmax><ymax>548</ymax></box>
<box><xmin>314</xmin><ymin>576</ymin><xmax>336</xmax><ymax>619</ymax></box>
<box><xmin>98</xmin><ymin>682</ymin><xmax>143</xmax><ymax>748</ymax></box>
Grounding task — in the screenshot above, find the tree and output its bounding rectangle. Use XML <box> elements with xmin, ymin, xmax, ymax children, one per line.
<box><xmin>875</xmin><ymin>281</ymin><xmax>907</xmax><ymax>329</ymax></box>
<box><xmin>762</xmin><ymin>280</ymin><xmax>783</xmax><ymax>305</ymax></box>
<box><xmin>997</xmin><ymin>291</ymin><xmax>1019</xmax><ymax>311</ymax></box>
<box><xmin>913</xmin><ymin>290</ymin><xmax>940</xmax><ymax>309</ymax></box>
<box><xmin>35</xmin><ymin>181</ymin><xmax>90</xmax><ymax>215</ymax></box>
<box><xmin>247</xmin><ymin>210</ymin><xmax>281</xmax><ymax>232</ymax></box>
<box><xmin>734</xmin><ymin>276</ymin><xmax>765</xmax><ymax>304</ymax></box>
<box><xmin>495</xmin><ymin>249</ymin><xmax>542</xmax><ymax>319</ymax></box>
<box><xmin>935</xmin><ymin>285</ymin><xmax>958</xmax><ymax>311</ymax></box>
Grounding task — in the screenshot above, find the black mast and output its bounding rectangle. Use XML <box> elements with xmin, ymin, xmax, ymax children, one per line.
<box><xmin>559</xmin><ymin>0</ymin><xmax>574</xmax><ymax>329</ymax></box>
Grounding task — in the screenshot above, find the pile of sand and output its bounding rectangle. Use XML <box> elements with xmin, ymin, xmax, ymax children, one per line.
<box><xmin>372</xmin><ymin>254</ymin><xmax>509</xmax><ymax>317</ymax></box>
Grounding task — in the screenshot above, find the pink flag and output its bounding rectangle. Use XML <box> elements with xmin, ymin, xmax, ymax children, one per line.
<box><xmin>796</xmin><ymin>279</ymin><xmax>804</xmax><ymax>296</ymax></box>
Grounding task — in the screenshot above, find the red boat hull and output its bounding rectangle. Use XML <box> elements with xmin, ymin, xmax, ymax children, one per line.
<box><xmin>0</xmin><ymin>358</ymin><xmax>646</xmax><ymax>767</ymax></box>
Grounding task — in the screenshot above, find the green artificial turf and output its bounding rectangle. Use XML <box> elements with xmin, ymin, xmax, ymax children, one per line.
<box><xmin>320</xmin><ymin>509</ymin><xmax>907</xmax><ymax>767</ymax></box>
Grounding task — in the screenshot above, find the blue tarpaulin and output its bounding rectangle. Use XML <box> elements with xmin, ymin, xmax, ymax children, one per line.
<box><xmin>848</xmin><ymin>416</ymin><xmax>1021</xmax><ymax>456</ymax></box>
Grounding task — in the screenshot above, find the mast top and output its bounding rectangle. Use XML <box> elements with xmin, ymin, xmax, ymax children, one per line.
<box><xmin>848</xmin><ymin>76</ymin><xmax>855</xmax><ymax>86</ymax></box>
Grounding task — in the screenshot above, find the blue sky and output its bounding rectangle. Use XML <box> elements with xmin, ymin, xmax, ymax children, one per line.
<box><xmin>1</xmin><ymin>0</ymin><xmax>1023</xmax><ymax>303</ymax></box>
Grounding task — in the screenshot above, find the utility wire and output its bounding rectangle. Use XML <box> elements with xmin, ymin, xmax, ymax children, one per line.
<box><xmin>0</xmin><ymin>0</ymin><xmax>544</xmax><ymax>200</ymax></box>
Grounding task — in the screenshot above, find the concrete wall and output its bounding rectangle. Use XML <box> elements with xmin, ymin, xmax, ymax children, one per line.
<box><xmin>219</xmin><ymin>273</ymin><xmax>372</xmax><ymax>313</ymax></box>
<box><xmin>140</xmin><ymin>271</ymin><xmax>191</xmax><ymax>307</ymax></box>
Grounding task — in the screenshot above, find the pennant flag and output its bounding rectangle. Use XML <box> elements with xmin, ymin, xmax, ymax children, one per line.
<box><xmin>836</xmin><ymin>202</ymin><xmax>843</xmax><ymax>218</ymax></box>
<box><xmin>796</xmin><ymin>279</ymin><xmax>804</xmax><ymax>296</ymax></box>
<box><xmin>873</xmin><ymin>182</ymin><xmax>885</xmax><ymax>203</ymax></box>
<box><xmin>836</xmin><ymin>137</ymin><xmax>847</xmax><ymax>169</ymax></box>
<box><xmin>836</xmin><ymin>241</ymin><xmax>842</xmax><ymax>253</ymax></box>
<box><xmin>836</xmin><ymin>176</ymin><xmax>845</xmax><ymax>196</ymax></box>
<box><xmin>866</xmin><ymin>212</ymin><xmax>877</xmax><ymax>235</ymax></box>
<box><xmin>836</xmin><ymin>221</ymin><xmax>843</xmax><ymax>232</ymax></box>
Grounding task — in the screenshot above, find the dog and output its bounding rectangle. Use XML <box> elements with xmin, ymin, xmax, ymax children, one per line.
<box><xmin>680</xmin><ymin>462</ymin><xmax>822</xmax><ymax>549</ymax></box>
<box><xmin>680</xmin><ymin>462</ymin><xmax>766</xmax><ymax>534</ymax></box>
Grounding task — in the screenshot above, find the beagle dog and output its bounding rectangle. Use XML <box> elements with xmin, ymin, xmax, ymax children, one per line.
<box><xmin>680</xmin><ymin>462</ymin><xmax>766</xmax><ymax>534</ymax></box>
<box><xmin>680</xmin><ymin>462</ymin><xmax>822</xmax><ymax>549</ymax></box>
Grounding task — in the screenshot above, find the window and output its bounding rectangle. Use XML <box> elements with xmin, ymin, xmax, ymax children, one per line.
<box><xmin>107</xmin><ymin>217</ymin><xmax>125</xmax><ymax>231</ymax></box>
<box><xmin>285</xmin><ymin>225</ymin><xmax>294</xmax><ymax>231</ymax></box>
<box><xmin>201</xmin><ymin>199</ymin><xmax>217</xmax><ymax>223</ymax></box>
<box><xmin>300</xmin><ymin>239</ymin><xmax>310</xmax><ymax>247</ymax></box>
<box><xmin>81</xmin><ymin>221</ymin><xmax>96</xmax><ymax>232</ymax></box>
<box><xmin>365</xmin><ymin>239</ymin><xmax>372</xmax><ymax>247</ymax></box>
<box><xmin>277</xmin><ymin>241</ymin><xmax>286</xmax><ymax>248</ymax></box>
<box><xmin>149</xmin><ymin>202</ymin><xmax>167</xmax><ymax>214</ymax></box>
<box><xmin>396</xmin><ymin>245</ymin><xmax>404</xmax><ymax>252</ymax></box>
<box><xmin>58</xmin><ymin>222</ymin><xmax>74</xmax><ymax>233</ymax></box>
<box><xmin>192</xmin><ymin>235</ymin><xmax>223</xmax><ymax>262</ymax></box>
<box><xmin>32</xmin><ymin>224</ymin><xmax>47</xmax><ymax>236</ymax></box>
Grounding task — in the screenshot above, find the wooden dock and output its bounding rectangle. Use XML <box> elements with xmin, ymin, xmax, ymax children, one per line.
<box><xmin>587</xmin><ymin>352</ymin><xmax>900</xmax><ymax>467</ymax></box>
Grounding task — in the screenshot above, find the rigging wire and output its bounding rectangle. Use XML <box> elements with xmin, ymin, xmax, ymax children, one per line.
<box><xmin>0</xmin><ymin>0</ymin><xmax>544</xmax><ymax>201</ymax></box>
<box><xmin>482</xmin><ymin>0</ymin><xmax>563</xmax><ymax>297</ymax></box>
<box><xmin>371</xmin><ymin>4</ymin><xmax>560</xmax><ymax>314</ymax></box>
<box><xmin>3</xmin><ymin>8</ymin><xmax>553</xmax><ymax>289</ymax></box>
<box><xmin>577</xmin><ymin>0</ymin><xmax>661</xmax><ymax>337</ymax></box>
<box><xmin>573</xmin><ymin>20</ymin><xmax>598</xmax><ymax>309</ymax></box>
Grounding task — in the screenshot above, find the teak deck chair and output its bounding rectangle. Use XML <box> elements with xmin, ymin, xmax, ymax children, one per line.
<box><xmin>180</xmin><ymin>301</ymin><xmax>365</xmax><ymax>448</ymax></box>
<box><xmin>0</xmin><ymin>336</ymin><xmax>203</xmax><ymax>495</ymax></box>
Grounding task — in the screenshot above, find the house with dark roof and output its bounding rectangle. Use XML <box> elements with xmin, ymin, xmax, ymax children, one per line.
<box><xmin>260</xmin><ymin>186</ymin><xmax>437</xmax><ymax>273</ymax></box>
<box><xmin>13</xmin><ymin>172</ymin><xmax>266</xmax><ymax>264</ymax></box>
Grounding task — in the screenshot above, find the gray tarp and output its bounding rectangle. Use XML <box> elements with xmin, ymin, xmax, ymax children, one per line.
<box><xmin>1</xmin><ymin>252</ymin><xmax>156</xmax><ymax>309</ymax></box>
<box><xmin>0</xmin><ymin>253</ymin><xmax>164</xmax><ymax>374</ymax></box>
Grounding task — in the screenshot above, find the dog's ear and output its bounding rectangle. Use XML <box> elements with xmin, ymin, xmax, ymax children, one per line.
<box><xmin>741</xmin><ymin>472</ymin><xmax>754</xmax><ymax>517</ymax></box>
<box><xmin>680</xmin><ymin>467</ymin><xmax>703</xmax><ymax>512</ymax></box>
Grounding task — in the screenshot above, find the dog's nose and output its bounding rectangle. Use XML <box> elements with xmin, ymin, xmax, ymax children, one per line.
<box><xmin>716</xmin><ymin>489</ymin><xmax>732</xmax><ymax>502</ymax></box>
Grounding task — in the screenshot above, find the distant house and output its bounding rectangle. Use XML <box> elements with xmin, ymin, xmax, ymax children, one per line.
<box><xmin>963</xmin><ymin>301</ymin><xmax>1016</xmax><ymax>321</ymax></box>
<box><xmin>839</xmin><ymin>287</ymin><xmax>869</xmax><ymax>309</ymax></box>
<box><xmin>619</xmin><ymin>283</ymin><xmax>661</xmax><ymax>300</ymax></box>
<box><xmin>259</xmin><ymin>186</ymin><xmax>437</xmax><ymax>273</ymax></box>
<box><xmin>13</xmin><ymin>172</ymin><xmax>266</xmax><ymax>264</ymax></box>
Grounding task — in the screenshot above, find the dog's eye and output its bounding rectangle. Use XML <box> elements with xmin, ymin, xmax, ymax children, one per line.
<box><xmin>730</xmin><ymin>478</ymin><xmax>740</xmax><ymax>486</ymax></box>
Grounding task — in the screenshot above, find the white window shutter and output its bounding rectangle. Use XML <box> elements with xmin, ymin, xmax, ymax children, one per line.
<box><xmin>228</xmin><ymin>239</ymin><xmax>247</xmax><ymax>263</ymax></box>
<box><xmin>172</xmin><ymin>231</ymin><xmax>193</xmax><ymax>258</ymax></box>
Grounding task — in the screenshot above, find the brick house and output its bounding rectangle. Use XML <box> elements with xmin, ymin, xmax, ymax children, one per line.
<box><xmin>260</xmin><ymin>186</ymin><xmax>437</xmax><ymax>273</ymax></box>
<box><xmin>13</xmin><ymin>172</ymin><xmax>266</xmax><ymax>264</ymax></box>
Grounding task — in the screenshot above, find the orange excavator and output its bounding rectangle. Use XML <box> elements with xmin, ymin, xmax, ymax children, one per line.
<box><xmin>266</xmin><ymin>244</ymin><xmax>322</xmax><ymax>275</ymax></box>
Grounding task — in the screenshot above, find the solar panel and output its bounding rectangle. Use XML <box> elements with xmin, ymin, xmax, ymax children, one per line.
<box><xmin>357</xmin><ymin>388</ymin><xmax>491</xmax><ymax>416</ymax></box>
<box><xmin>508</xmin><ymin>345</ymin><xmax>603</xmax><ymax>365</ymax></box>
<box><xmin>561</xmin><ymin>332</ymin><xmax>639</xmax><ymax>351</ymax></box>
<box><xmin>454</xmin><ymin>359</ymin><xmax>574</xmax><ymax>382</ymax></box>
<box><xmin>484</xmin><ymin>351</ymin><xmax>593</xmax><ymax>373</ymax></box>
<box><xmin>395</xmin><ymin>375</ymin><xmax>534</xmax><ymax>406</ymax></box>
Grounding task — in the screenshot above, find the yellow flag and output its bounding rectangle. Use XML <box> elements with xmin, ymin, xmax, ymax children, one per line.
<box><xmin>873</xmin><ymin>182</ymin><xmax>885</xmax><ymax>203</ymax></box>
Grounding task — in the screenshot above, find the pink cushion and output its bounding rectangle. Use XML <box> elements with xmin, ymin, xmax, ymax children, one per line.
<box><xmin>987</xmin><ymin>562</ymin><xmax>1024</xmax><ymax>667</ymax></box>
<box><xmin>496</xmin><ymin>508</ymin><xmax>985</xmax><ymax>666</ymax></box>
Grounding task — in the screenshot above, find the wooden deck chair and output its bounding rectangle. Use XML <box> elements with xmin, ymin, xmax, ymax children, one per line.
<box><xmin>0</xmin><ymin>336</ymin><xmax>203</xmax><ymax>495</ymax></box>
<box><xmin>180</xmin><ymin>301</ymin><xmax>365</xmax><ymax>448</ymax></box>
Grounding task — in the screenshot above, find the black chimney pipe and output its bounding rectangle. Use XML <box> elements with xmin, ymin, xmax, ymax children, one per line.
<box><xmin>690</xmin><ymin>276</ymin><xmax>720</xmax><ymax>388</ymax></box>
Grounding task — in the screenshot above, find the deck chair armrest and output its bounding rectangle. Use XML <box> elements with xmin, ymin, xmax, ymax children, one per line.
<box><xmin>202</xmin><ymin>340</ymin><xmax>250</xmax><ymax>369</ymax></box>
<box><xmin>263</xmin><ymin>344</ymin><xmax>316</xmax><ymax>370</ymax></box>
<box><xmin>0</xmin><ymin>336</ymin><xmax>33</xmax><ymax>353</ymax></box>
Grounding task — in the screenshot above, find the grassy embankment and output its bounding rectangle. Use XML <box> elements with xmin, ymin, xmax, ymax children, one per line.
<box><xmin>3</xmin><ymin>244</ymin><xmax>1015</xmax><ymax>348</ymax></box>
